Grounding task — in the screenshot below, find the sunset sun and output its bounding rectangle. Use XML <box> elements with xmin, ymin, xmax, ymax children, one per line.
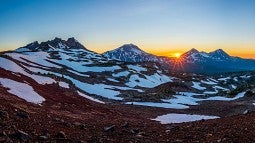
<box><xmin>174</xmin><ymin>53</ymin><xmax>182</xmax><ymax>58</ymax></box>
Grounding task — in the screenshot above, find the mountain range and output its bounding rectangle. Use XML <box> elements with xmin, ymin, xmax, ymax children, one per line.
<box><xmin>178</xmin><ymin>48</ymin><xmax>255</xmax><ymax>74</ymax></box>
<box><xmin>104</xmin><ymin>41</ymin><xmax>255</xmax><ymax>74</ymax></box>
<box><xmin>3</xmin><ymin>37</ymin><xmax>255</xmax><ymax>75</ymax></box>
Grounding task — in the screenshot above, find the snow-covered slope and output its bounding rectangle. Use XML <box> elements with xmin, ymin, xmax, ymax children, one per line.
<box><xmin>0</xmin><ymin>78</ymin><xmax>45</xmax><ymax>104</ymax></box>
<box><xmin>0</xmin><ymin>38</ymin><xmax>173</xmax><ymax>102</ymax></box>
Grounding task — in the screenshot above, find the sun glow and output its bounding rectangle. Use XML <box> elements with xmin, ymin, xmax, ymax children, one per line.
<box><xmin>174</xmin><ymin>53</ymin><xmax>181</xmax><ymax>58</ymax></box>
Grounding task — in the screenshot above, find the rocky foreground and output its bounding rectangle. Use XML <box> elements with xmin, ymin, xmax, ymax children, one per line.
<box><xmin>1</xmin><ymin>79</ymin><xmax>255</xmax><ymax>143</ymax></box>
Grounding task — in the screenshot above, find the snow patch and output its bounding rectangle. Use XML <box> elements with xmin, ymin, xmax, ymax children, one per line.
<box><xmin>0</xmin><ymin>57</ymin><xmax>56</xmax><ymax>85</ymax></box>
<box><xmin>126</xmin><ymin>73</ymin><xmax>172</xmax><ymax>88</ymax></box>
<box><xmin>112</xmin><ymin>71</ymin><xmax>130</xmax><ymax>77</ymax></box>
<box><xmin>204</xmin><ymin>91</ymin><xmax>218</xmax><ymax>94</ymax></box>
<box><xmin>107</xmin><ymin>78</ymin><xmax>119</xmax><ymax>82</ymax></box>
<box><xmin>218</xmin><ymin>77</ymin><xmax>230</xmax><ymax>81</ymax></box>
<box><xmin>213</xmin><ymin>86</ymin><xmax>229</xmax><ymax>91</ymax></box>
<box><xmin>127</xmin><ymin>65</ymin><xmax>147</xmax><ymax>72</ymax></box>
<box><xmin>201</xmin><ymin>80</ymin><xmax>217</xmax><ymax>85</ymax></box>
<box><xmin>5</xmin><ymin>52</ymin><xmax>61</xmax><ymax>68</ymax></box>
<box><xmin>59</xmin><ymin>82</ymin><xmax>69</xmax><ymax>88</ymax></box>
<box><xmin>231</xmin><ymin>85</ymin><xmax>237</xmax><ymax>89</ymax></box>
<box><xmin>240</xmin><ymin>75</ymin><xmax>251</xmax><ymax>79</ymax></box>
<box><xmin>207</xmin><ymin>92</ymin><xmax>246</xmax><ymax>101</ymax></box>
<box><xmin>78</xmin><ymin>91</ymin><xmax>105</xmax><ymax>104</ymax></box>
<box><xmin>192</xmin><ymin>82</ymin><xmax>206</xmax><ymax>90</ymax></box>
<box><xmin>152</xmin><ymin>113</ymin><xmax>219</xmax><ymax>124</ymax></box>
<box><xmin>126</xmin><ymin>102</ymin><xmax>188</xmax><ymax>109</ymax></box>
<box><xmin>0</xmin><ymin>78</ymin><xmax>45</xmax><ymax>104</ymax></box>
<box><xmin>63</xmin><ymin>76</ymin><xmax>123</xmax><ymax>100</ymax></box>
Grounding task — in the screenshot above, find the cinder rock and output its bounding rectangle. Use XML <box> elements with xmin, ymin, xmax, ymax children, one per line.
<box><xmin>39</xmin><ymin>135</ymin><xmax>48</xmax><ymax>140</ymax></box>
<box><xmin>243</xmin><ymin>109</ymin><xmax>249</xmax><ymax>115</ymax></box>
<box><xmin>15</xmin><ymin>130</ymin><xmax>30</xmax><ymax>141</ymax></box>
<box><xmin>136</xmin><ymin>132</ymin><xmax>145</xmax><ymax>138</ymax></box>
<box><xmin>16</xmin><ymin>112</ymin><xmax>29</xmax><ymax>119</ymax></box>
<box><xmin>104</xmin><ymin>125</ymin><xmax>115</xmax><ymax>132</ymax></box>
<box><xmin>121</xmin><ymin>122</ymin><xmax>129</xmax><ymax>128</ymax></box>
<box><xmin>0</xmin><ymin>130</ymin><xmax>7</xmax><ymax>138</ymax></box>
<box><xmin>131</xmin><ymin>129</ymin><xmax>139</xmax><ymax>134</ymax></box>
<box><xmin>56</xmin><ymin>131</ymin><xmax>66</xmax><ymax>139</ymax></box>
<box><xmin>79</xmin><ymin>124</ymin><xmax>86</xmax><ymax>130</ymax></box>
<box><xmin>0</xmin><ymin>111</ymin><xmax>8</xmax><ymax>119</ymax></box>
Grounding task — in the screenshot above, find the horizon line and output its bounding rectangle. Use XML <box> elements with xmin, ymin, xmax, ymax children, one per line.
<box><xmin>0</xmin><ymin>37</ymin><xmax>255</xmax><ymax>60</ymax></box>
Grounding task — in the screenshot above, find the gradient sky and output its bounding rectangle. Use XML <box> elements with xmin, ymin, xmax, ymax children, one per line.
<box><xmin>0</xmin><ymin>0</ymin><xmax>255</xmax><ymax>58</ymax></box>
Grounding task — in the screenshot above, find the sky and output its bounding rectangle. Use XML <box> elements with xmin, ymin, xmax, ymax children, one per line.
<box><xmin>0</xmin><ymin>0</ymin><xmax>255</xmax><ymax>58</ymax></box>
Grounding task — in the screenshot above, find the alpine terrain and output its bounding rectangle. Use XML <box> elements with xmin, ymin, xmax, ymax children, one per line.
<box><xmin>1</xmin><ymin>37</ymin><xmax>255</xmax><ymax>142</ymax></box>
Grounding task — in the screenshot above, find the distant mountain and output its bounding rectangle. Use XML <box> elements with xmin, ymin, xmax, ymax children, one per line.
<box><xmin>178</xmin><ymin>48</ymin><xmax>255</xmax><ymax>74</ymax></box>
<box><xmin>180</xmin><ymin>48</ymin><xmax>209</xmax><ymax>63</ymax></box>
<box><xmin>180</xmin><ymin>48</ymin><xmax>232</xmax><ymax>63</ymax></box>
<box><xmin>103</xmin><ymin>44</ymin><xmax>161</xmax><ymax>62</ymax></box>
<box><xmin>15</xmin><ymin>37</ymin><xmax>91</xmax><ymax>52</ymax></box>
<box><xmin>208</xmin><ymin>49</ymin><xmax>230</xmax><ymax>61</ymax></box>
<box><xmin>103</xmin><ymin>44</ymin><xmax>255</xmax><ymax>74</ymax></box>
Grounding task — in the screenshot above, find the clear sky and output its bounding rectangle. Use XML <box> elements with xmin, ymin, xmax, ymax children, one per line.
<box><xmin>0</xmin><ymin>0</ymin><xmax>255</xmax><ymax>58</ymax></box>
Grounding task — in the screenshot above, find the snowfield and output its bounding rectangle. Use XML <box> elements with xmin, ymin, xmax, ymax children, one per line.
<box><xmin>126</xmin><ymin>102</ymin><xmax>188</xmax><ymax>109</ymax></box>
<box><xmin>5</xmin><ymin>52</ymin><xmax>61</xmax><ymax>68</ymax></box>
<box><xmin>131</xmin><ymin>92</ymin><xmax>247</xmax><ymax>109</ymax></box>
<box><xmin>126</xmin><ymin>73</ymin><xmax>172</xmax><ymax>88</ymax></box>
<box><xmin>206</xmin><ymin>92</ymin><xmax>246</xmax><ymax>101</ymax></box>
<box><xmin>0</xmin><ymin>57</ymin><xmax>56</xmax><ymax>85</ymax></box>
<box><xmin>152</xmin><ymin>113</ymin><xmax>219</xmax><ymax>124</ymax></box>
<box><xmin>127</xmin><ymin>65</ymin><xmax>147</xmax><ymax>72</ymax></box>
<box><xmin>201</xmin><ymin>79</ymin><xmax>217</xmax><ymax>85</ymax></box>
<box><xmin>59</xmin><ymin>82</ymin><xmax>69</xmax><ymax>88</ymax></box>
<box><xmin>0</xmin><ymin>78</ymin><xmax>45</xmax><ymax>104</ymax></box>
<box><xmin>63</xmin><ymin>75</ymin><xmax>123</xmax><ymax>100</ymax></box>
<box><xmin>112</xmin><ymin>71</ymin><xmax>130</xmax><ymax>77</ymax></box>
<box><xmin>218</xmin><ymin>77</ymin><xmax>231</xmax><ymax>81</ymax></box>
<box><xmin>192</xmin><ymin>82</ymin><xmax>206</xmax><ymax>90</ymax></box>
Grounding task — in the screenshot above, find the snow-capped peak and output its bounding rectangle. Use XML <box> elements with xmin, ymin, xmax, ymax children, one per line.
<box><xmin>209</xmin><ymin>49</ymin><xmax>228</xmax><ymax>56</ymax></box>
<box><xmin>103</xmin><ymin>44</ymin><xmax>159</xmax><ymax>62</ymax></box>
<box><xmin>181</xmin><ymin>48</ymin><xmax>231</xmax><ymax>63</ymax></box>
<box><xmin>116</xmin><ymin>44</ymin><xmax>143</xmax><ymax>54</ymax></box>
<box><xmin>15</xmin><ymin>37</ymin><xmax>88</xmax><ymax>52</ymax></box>
<box><xmin>181</xmin><ymin>48</ymin><xmax>201</xmax><ymax>59</ymax></box>
<box><xmin>181</xmin><ymin>48</ymin><xmax>199</xmax><ymax>57</ymax></box>
<box><xmin>209</xmin><ymin>49</ymin><xmax>230</xmax><ymax>60</ymax></box>
<box><xmin>188</xmin><ymin>48</ymin><xmax>199</xmax><ymax>54</ymax></box>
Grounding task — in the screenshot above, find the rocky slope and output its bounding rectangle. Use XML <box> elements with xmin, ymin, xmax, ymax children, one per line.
<box><xmin>1</xmin><ymin>69</ymin><xmax>255</xmax><ymax>142</ymax></box>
